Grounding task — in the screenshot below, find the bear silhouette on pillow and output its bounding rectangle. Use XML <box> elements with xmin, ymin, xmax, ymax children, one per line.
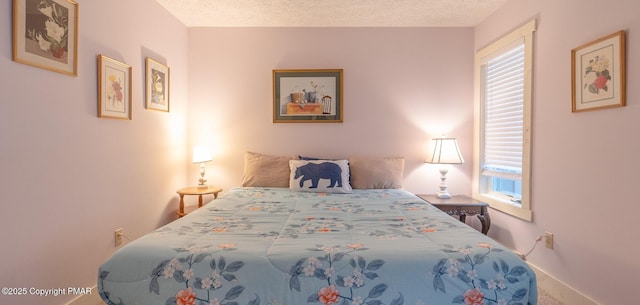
<box><xmin>294</xmin><ymin>162</ymin><xmax>342</xmax><ymax>188</ymax></box>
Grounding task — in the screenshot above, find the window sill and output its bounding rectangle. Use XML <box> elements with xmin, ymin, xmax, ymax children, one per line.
<box><xmin>474</xmin><ymin>193</ymin><xmax>533</xmax><ymax>221</ymax></box>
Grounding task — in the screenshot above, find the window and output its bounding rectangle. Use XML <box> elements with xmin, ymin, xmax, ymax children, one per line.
<box><xmin>473</xmin><ymin>19</ymin><xmax>536</xmax><ymax>221</ymax></box>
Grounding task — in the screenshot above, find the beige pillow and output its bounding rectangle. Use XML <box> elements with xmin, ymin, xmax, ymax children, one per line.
<box><xmin>349</xmin><ymin>157</ymin><xmax>405</xmax><ymax>189</ymax></box>
<box><xmin>242</xmin><ymin>152</ymin><xmax>296</xmax><ymax>187</ymax></box>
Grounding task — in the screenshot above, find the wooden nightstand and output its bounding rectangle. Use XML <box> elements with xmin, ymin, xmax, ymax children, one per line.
<box><xmin>416</xmin><ymin>194</ymin><xmax>491</xmax><ymax>235</ymax></box>
<box><xmin>176</xmin><ymin>186</ymin><xmax>222</xmax><ymax>218</ymax></box>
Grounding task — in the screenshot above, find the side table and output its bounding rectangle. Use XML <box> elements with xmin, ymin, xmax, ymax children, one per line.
<box><xmin>416</xmin><ymin>194</ymin><xmax>491</xmax><ymax>235</ymax></box>
<box><xmin>176</xmin><ymin>186</ymin><xmax>222</xmax><ymax>218</ymax></box>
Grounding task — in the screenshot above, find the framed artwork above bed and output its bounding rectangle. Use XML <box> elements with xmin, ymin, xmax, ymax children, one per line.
<box><xmin>273</xmin><ymin>69</ymin><xmax>343</xmax><ymax>123</ymax></box>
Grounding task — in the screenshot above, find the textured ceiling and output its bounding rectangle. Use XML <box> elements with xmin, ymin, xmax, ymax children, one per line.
<box><xmin>154</xmin><ymin>0</ymin><xmax>509</xmax><ymax>27</ymax></box>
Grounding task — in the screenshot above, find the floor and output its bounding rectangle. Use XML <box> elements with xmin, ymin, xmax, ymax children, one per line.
<box><xmin>538</xmin><ymin>288</ymin><xmax>563</xmax><ymax>305</ymax></box>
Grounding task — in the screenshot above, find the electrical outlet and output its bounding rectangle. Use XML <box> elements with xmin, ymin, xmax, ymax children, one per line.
<box><xmin>544</xmin><ymin>232</ymin><xmax>554</xmax><ymax>249</ymax></box>
<box><xmin>115</xmin><ymin>228</ymin><xmax>123</xmax><ymax>246</ymax></box>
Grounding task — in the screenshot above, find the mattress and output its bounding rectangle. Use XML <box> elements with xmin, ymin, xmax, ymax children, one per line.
<box><xmin>98</xmin><ymin>187</ymin><xmax>537</xmax><ymax>305</ymax></box>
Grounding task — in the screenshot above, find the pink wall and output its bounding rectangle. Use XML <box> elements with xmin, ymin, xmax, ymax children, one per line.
<box><xmin>476</xmin><ymin>0</ymin><xmax>640</xmax><ymax>304</ymax></box>
<box><xmin>0</xmin><ymin>1</ymin><xmax>188</xmax><ymax>304</ymax></box>
<box><xmin>187</xmin><ymin>27</ymin><xmax>475</xmax><ymax>196</ymax></box>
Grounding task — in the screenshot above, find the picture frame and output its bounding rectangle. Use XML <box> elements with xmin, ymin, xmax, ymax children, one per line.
<box><xmin>98</xmin><ymin>55</ymin><xmax>132</xmax><ymax>120</ymax></box>
<box><xmin>273</xmin><ymin>69</ymin><xmax>343</xmax><ymax>123</ymax></box>
<box><xmin>145</xmin><ymin>57</ymin><xmax>170</xmax><ymax>112</ymax></box>
<box><xmin>12</xmin><ymin>0</ymin><xmax>78</xmax><ymax>76</ymax></box>
<box><xmin>571</xmin><ymin>30</ymin><xmax>626</xmax><ymax>112</ymax></box>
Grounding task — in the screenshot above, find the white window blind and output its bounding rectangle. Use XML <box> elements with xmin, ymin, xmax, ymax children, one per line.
<box><xmin>474</xmin><ymin>18</ymin><xmax>535</xmax><ymax>221</ymax></box>
<box><xmin>481</xmin><ymin>41</ymin><xmax>525</xmax><ymax>180</ymax></box>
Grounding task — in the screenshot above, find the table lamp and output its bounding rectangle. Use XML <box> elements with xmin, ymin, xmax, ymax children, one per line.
<box><xmin>192</xmin><ymin>145</ymin><xmax>213</xmax><ymax>186</ymax></box>
<box><xmin>425</xmin><ymin>137</ymin><xmax>464</xmax><ymax>199</ymax></box>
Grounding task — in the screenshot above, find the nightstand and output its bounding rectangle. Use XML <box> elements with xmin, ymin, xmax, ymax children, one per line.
<box><xmin>176</xmin><ymin>186</ymin><xmax>222</xmax><ymax>218</ymax></box>
<box><xmin>416</xmin><ymin>194</ymin><xmax>491</xmax><ymax>235</ymax></box>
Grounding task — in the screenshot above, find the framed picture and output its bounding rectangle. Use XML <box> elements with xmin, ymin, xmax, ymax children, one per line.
<box><xmin>145</xmin><ymin>57</ymin><xmax>170</xmax><ymax>112</ymax></box>
<box><xmin>571</xmin><ymin>30</ymin><xmax>626</xmax><ymax>112</ymax></box>
<box><xmin>98</xmin><ymin>55</ymin><xmax>132</xmax><ymax>120</ymax></box>
<box><xmin>12</xmin><ymin>0</ymin><xmax>78</xmax><ymax>76</ymax></box>
<box><xmin>273</xmin><ymin>69</ymin><xmax>343</xmax><ymax>123</ymax></box>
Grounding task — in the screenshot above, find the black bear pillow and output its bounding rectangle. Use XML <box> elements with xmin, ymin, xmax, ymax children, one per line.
<box><xmin>289</xmin><ymin>159</ymin><xmax>352</xmax><ymax>193</ymax></box>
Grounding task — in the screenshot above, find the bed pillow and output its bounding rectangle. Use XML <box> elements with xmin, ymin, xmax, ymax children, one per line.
<box><xmin>242</xmin><ymin>152</ymin><xmax>296</xmax><ymax>187</ymax></box>
<box><xmin>349</xmin><ymin>157</ymin><xmax>405</xmax><ymax>189</ymax></box>
<box><xmin>289</xmin><ymin>159</ymin><xmax>352</xmax><ymax>193</ymax></box>
<box><xmin>298</xmin><ymin>155</ymin><xmax>341</xmax><ymax>161</ymax></box>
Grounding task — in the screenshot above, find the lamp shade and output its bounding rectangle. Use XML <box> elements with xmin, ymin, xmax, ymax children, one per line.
<box><xmin>425</xmin><ymin>137</ymin><xmax>464</xmax><ymax>164</ymax></box>
<box><xmin>192</xmin><ymin>146</ymin><xmax>213</xmax><ymax>163</ymax></box>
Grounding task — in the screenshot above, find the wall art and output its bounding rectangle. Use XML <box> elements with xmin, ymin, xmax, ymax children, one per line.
<box><xmin>98</xmin><ymin>55</ymin><xmax>132</xmax><ymax>120</ymax></box>
<box><xmin>571</xmin><ymin>30</ymin><xmax>626</xmax><ymax>112</ymax></box>
<box><xmin>145</xmin><ymin>57</ymin><xmax>170</xmax><ymax>112</ymax></box>
<box><xmin>12</xmin><ymin>0</ymin><xmax>78</xmax><ymax>76</ymax></box>
<box><xmin>273</xmin><ymin>69</ymin><xmax>343</xmax><ymax>123</ymax></box>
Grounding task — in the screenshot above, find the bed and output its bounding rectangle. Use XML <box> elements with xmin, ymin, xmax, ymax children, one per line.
<box><xmin>98</xmin><ymin>153</ymin><xmax>537</xmax><ymax>305</ymax></box>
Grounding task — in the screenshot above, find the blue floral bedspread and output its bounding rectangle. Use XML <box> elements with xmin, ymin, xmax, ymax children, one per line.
<box><xmin>98</xmin><ymin>187</ymin><xmax>537</xmax><ymax>305</ymax></box>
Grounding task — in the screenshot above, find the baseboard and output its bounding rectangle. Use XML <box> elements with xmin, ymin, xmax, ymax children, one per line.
<box><xmin>528</xmin><ymin>263</ymin><xmax>599</xmax><ymax>305</ymax></box>
<box><xmin>65</xmin><ymin>285</ymin><xmax>102</xmax><ymax>305</ymax></box>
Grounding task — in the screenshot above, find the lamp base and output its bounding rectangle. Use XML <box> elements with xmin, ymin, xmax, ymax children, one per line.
<box><xmin>436</xmin><ymin>191</ymin><xmax>452</xmax><ymax>199</ymax></box>
<box><xmin>436</xmin><ymin>167</ymin><xmax>452</xmax><ymax>199</ymax></box>
<box><xmin>197</xmin><ymin>163</ymin><xmax>208</xmax><ymax>188</ymax></box>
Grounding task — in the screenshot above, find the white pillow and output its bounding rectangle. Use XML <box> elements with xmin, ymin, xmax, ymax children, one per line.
<box><xmin>289</xmin><ymin>159</ymin><xmax>352</xmax><ymax>193</ymax></box>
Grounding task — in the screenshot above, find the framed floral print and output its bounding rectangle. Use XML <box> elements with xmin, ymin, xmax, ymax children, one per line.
<box><xmin>12</xmin><ymin>0</ymin><xmax>79</xmax><ymax>76</ymax></box>
<box><xmin>571</xmin><ymin>30</ymin><xmax>626</xmax><ymax>112</ymax></box>
<box><xmin>273</xmin><ymin>69</ymin><xmax>343</xmax><ymax>123</ymax></box>
<box><xmin>145</xmin><ymin>57</ymin><xmax>170</xmax><ymax>112</ymax></box>
<box><xmin>98</xmin><ymin>55</ymin><xmax>132</xmax><ymax>120</ymax></box>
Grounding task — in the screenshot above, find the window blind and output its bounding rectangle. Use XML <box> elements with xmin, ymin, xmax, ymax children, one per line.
<box><xmin>481</xmin><ymin>41</ymin><xmax>525</xmax><ymax>179</ymax></box>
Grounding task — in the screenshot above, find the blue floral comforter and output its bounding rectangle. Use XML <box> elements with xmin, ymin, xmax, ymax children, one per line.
<box><xmin>98</xmin><ymin>187</ymin><xmax>537</xmax><ymax>305</ymax></box>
